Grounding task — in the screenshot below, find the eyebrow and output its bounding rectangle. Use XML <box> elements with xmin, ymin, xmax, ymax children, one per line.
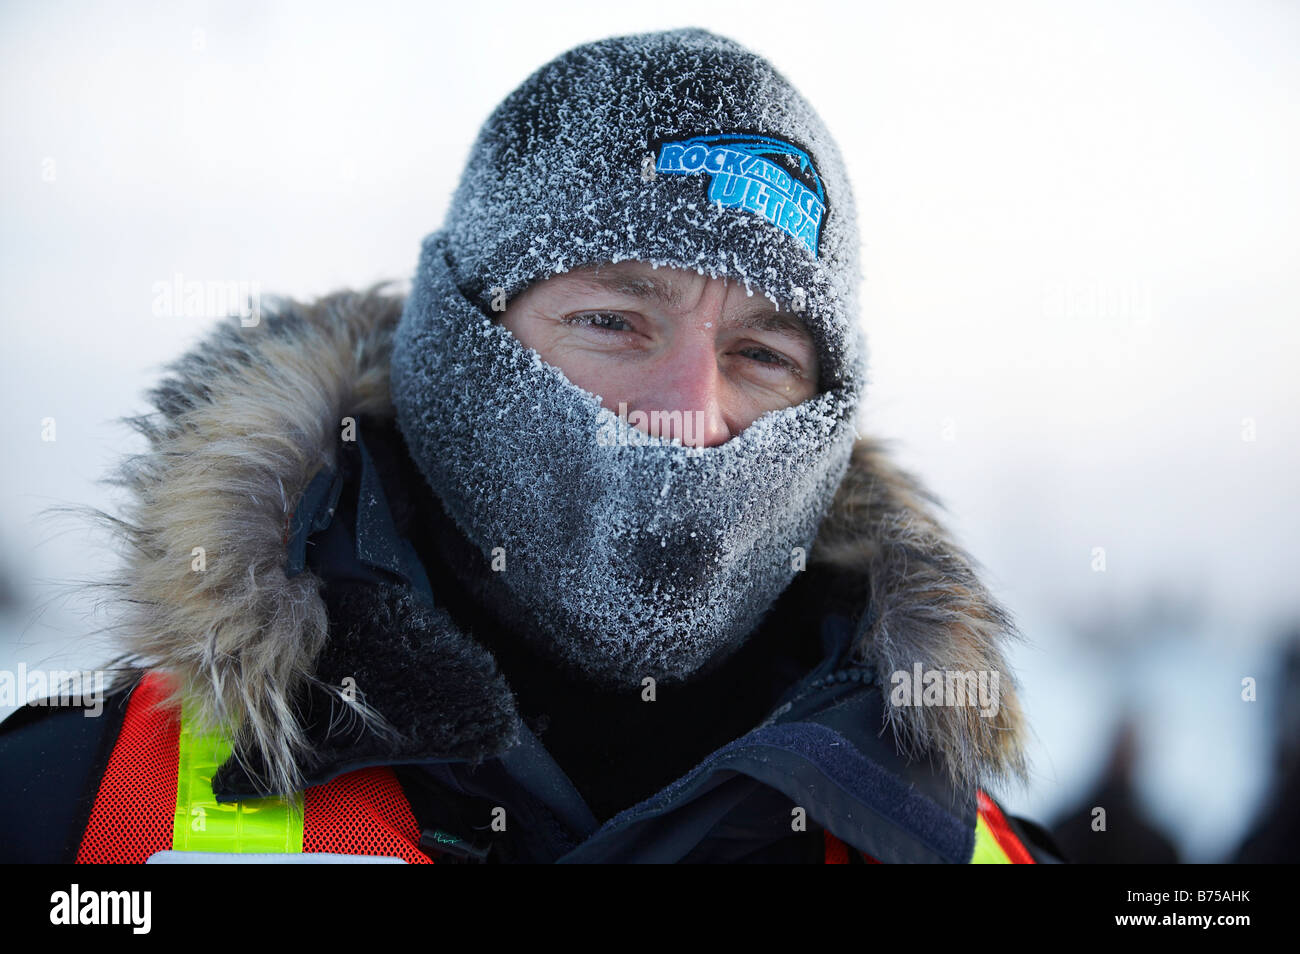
<box><xmin>729</xmin><ymin>309</ymin><xmax>814</xmax><ymax>343</ymax></box>
<box><xmin>576</xmin><ymin>269</ymin><xmax>684</xmax><ymax>309</ymax></box>
<box><xmin>572</xmin><ymin>267</ymin><xmax>813</xmax><ymax>343</ymax></box>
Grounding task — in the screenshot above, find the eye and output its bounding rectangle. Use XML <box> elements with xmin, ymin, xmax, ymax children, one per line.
<box><xmin>565</xmin><ymin>311</ymin><xmax>634</xmax><ymax>332</ymax></box>
<box><xmin>736</xmin><ymin>346</ymin><xmax>802</xmax><ymax>377</ymax></box>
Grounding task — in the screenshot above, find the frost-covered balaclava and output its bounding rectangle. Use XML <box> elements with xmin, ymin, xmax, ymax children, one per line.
<box><xmin>391</xmin><ymin>27</ymin><xmax>867</xmax><ymax>689</ymax></box>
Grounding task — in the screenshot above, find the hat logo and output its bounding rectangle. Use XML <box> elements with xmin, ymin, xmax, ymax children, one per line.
<box><xmin>649</xmin><ymin>132</ymin><xmax>827</xmax><ymax>257</ymax></box>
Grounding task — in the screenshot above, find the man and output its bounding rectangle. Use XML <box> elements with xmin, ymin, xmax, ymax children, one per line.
<box><xmin>0</xmin><ymin>27</ymin><xmax>1063</xmax><ymax>863</ymax></box>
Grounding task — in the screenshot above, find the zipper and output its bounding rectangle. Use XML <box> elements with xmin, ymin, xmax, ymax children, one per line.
<box><xmin>759</xmin><ymin>658</ymin><xmax>878</xmax><ymax>729</ymax></box>
<box><xmin>758</xmin><ymin>609</ymin><xmax>879</xmax><ymax>728</ymax></box>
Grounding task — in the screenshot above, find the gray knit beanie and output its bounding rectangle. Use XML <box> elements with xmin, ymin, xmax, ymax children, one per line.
<box><xmin>441</xmin><ymin>26</ymin><xmax>864</xmax><ymax>390</ymax></box>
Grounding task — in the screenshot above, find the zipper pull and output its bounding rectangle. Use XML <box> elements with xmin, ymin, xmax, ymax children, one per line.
<box><xmin>418</xmin><ymin>828</ymin><xmax>493</xmax><ymax>863</ymax></box>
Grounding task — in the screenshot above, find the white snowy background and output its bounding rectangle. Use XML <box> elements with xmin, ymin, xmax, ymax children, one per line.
<box><xmin>2</xmin><ymin>0</ymin><xmax>1296</xmax><ymax>862</ymax></box>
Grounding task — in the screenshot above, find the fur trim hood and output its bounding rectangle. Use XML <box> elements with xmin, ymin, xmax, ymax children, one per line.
<box><xmin>100</xmin><ymin>287</ymin><xmax>1030</xmax><ymax>800</ymax></box>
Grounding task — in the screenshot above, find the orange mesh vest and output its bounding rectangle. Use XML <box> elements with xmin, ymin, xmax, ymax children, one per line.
<box><xmin>77</xmin><ymin>672</ymin><xmax>1034</xmax><ymax>863</ymax></box>
<box><xmin>76</xmin><ymin>672</ymin><xmax>432</xmax><ymax>864</ymax></box>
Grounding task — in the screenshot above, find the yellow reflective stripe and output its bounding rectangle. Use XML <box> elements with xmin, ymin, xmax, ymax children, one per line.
<box><xmin>172</xmin><ymin>705</ymin><xmax>304</xmax><ymax>853</ymax></box>
<box><xmin>970</xmin><ymin>811</ymin><xmax>1013</xmax><ymax>864</ymax></box>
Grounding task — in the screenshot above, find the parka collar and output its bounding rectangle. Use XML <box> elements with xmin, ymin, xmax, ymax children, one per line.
<box><xmin>102</xmin><ymin>287</ymin><xmax>1031</xmax><ymax>806</ymax></box>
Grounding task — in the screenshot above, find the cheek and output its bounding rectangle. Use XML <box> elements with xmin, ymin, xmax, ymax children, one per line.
<box><xmin>498</xmin><ymin>310</ymin><xmax>541</xmax><ymax>352</ymax></box>
<box><xmin>780</xmin><ymin>378</ymin><xmax>818</xmax><ymax>405</ymax></box>
<box><xmin>501</xmin><ymin>311</ymin><xmax>581</xmax><ymax>365</ymax></box>
<box><xmin>548</xmin><ymin>352</ymin><xmax>644</xmax><ymax>412</ymax></box>
<box><xmin>506</xmin><ymin>321</ymin><xmax>642</xmax><ymax>409</ymax></box>
<box><xmin>729</xmin><ymin>376</ymin><xmax>816</xmax><ymax>419</ymax></box>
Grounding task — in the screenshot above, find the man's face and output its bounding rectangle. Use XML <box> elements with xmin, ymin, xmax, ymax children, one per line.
<box><xmin>500</xmin><ymin>261</ymin><xmax>819</xmax><ymax>447</ymax></box>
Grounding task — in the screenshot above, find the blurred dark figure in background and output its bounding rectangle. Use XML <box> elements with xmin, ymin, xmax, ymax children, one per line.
<box><xmin>1051</xmin><ymin>715</ymin><xmax>1180</xmax><ymax>864</ymax></box>
<box><xmin>1232</xmin><ymin>630</ymin><xmax>1300</xmax><ymax>863</ymax></box>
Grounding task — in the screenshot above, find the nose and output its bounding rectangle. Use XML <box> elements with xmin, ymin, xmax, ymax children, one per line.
<box><xmin>634</xmin><ymin>317</ymin><xmax>738</xmax><ymax>444</ymax></box>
